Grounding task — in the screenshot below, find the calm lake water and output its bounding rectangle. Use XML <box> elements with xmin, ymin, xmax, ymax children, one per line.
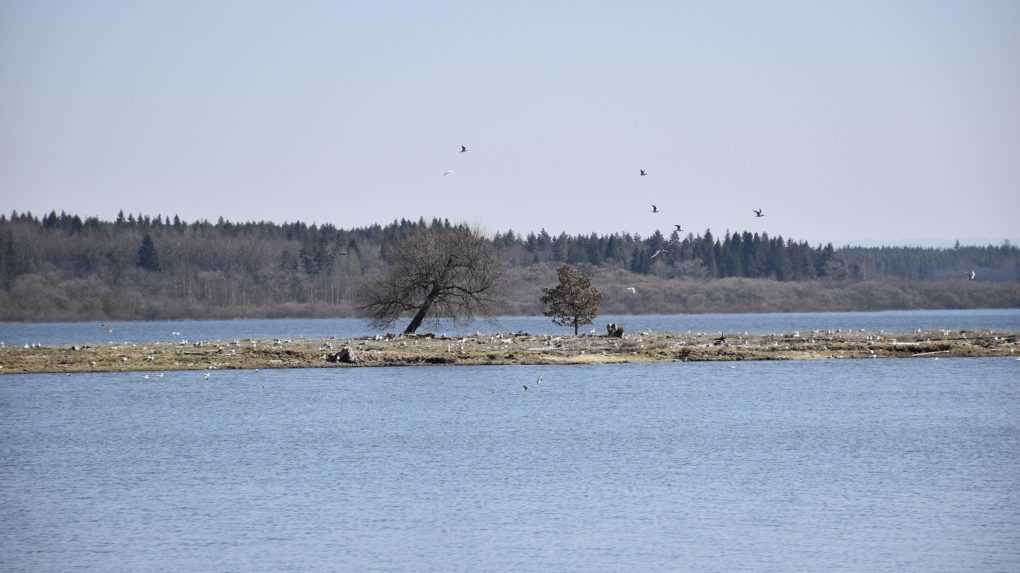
<box><xmin>2</xmin><ymin>308</ymin><xmax>1019</xmax><ymax>346</ymax></box>
<box><xmin>2</xmin><ymin>358</ymin><xmax>1018</xmax><ymax>571</ymax></box>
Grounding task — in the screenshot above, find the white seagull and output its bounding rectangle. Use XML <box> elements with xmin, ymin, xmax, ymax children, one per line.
<box><xmin>626</xmin><ymin>287</ymin><xmax>637</xmax><ymax>294</ymax></box>
<box><xmin>969</xmin><ymin>270</ymin><xmax>976</xmax><ymax>280</ymax></box>
<box><xmin>651</xmin><ymin>248</ymin><xmax>669</xmax><ymax>259</ymax></box>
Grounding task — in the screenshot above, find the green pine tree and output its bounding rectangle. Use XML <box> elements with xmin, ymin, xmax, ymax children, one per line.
<box><xmin>137</xmin><ymin>233</ymin><xmax>161</xmax><ymax>271</ymax></box>
<box><xmin>541</xmin><ymin>265</ymin><xmax>602</xmax><ymax>335</ymax></box>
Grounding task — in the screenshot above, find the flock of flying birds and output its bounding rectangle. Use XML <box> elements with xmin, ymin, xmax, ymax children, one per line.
<box><xmin>647</xmin><ymin>204</ymin><xmax>762</xmax><ymax>262</ymax></box>
<box><xmin>647</xmin><ymin>173</ymin><xmax>764</xmax><ymax>262</ymax></box>
<box><xmin>450</xmin><ymin>144</ymin><xmax>978</xmax><ymax>291</ymax></box>
<box><xmin>449</xmin><ymin>144</ymin><xmax>768</xmax><ymax>270</ymax></box>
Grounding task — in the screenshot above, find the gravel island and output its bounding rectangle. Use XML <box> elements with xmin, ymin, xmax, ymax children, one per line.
<box><xmin>1</xmin><ymin>329</ymin><xmax>1017</xmax><ymax>374</ymax></box>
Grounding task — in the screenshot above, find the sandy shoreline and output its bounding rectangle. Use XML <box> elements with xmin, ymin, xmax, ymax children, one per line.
<box><xmin>0</xmin><ymin>329</ymin><xmax>1017</xmax><ymax>374</ymax></box>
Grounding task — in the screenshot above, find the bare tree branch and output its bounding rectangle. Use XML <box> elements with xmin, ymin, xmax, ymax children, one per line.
<box><xmin>356</xmin><ymin>228</ymin><xmax>504</xmax><ymax>333</ymax></box>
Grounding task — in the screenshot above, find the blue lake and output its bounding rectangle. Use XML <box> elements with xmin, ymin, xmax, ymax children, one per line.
<box><xmin>1</xmin><ymin>308</ymin><xmax>1019</xmax><ymax>347</ymax></box>
<box><xmin>2</xmin><ymin>358</ymin><xmax>1018</xmax><ymax>571</ymax></box>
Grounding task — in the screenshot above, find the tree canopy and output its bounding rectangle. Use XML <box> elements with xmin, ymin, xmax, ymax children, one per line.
<box><xmin>356</xmin><ymin>227</ymin><xmax>503</xmax><ymax>334</ymax></box>
<box><xmin>541</xmin><ymin>264</ymin><xmax>602</xmax><ymax>335</ymax></box>
<box><xmin>136</xmin><ymin>234</ymin><xmax>161</xmax><ymax>272</ymax></box>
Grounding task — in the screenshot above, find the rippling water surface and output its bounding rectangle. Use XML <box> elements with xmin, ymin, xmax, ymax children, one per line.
<box><xmin>2</xmin><ymin>308</ymin><xmax>1019</xmax><ymax>346</ymax></box>
<box><xmin>2</xmin><ymin>358</ymin><xmax>1019</xmax><ymax>571</ymax></box>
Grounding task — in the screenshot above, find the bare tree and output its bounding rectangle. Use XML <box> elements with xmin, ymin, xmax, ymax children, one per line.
<box><xmin>357</xmin><ymin>227</ymin><xmax>503</xmax><ymax>334</ymax></box>
<box><xmin>541</xmin><ymin>264</ymin><xmax>602</xmax><ymax>335</ymax></box>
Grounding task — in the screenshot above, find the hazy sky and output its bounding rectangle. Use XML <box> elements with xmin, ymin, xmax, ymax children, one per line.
<box><xmin>2</xmin><ymin>1</ymin><xmax>1017</xmax><ymax>245</ymax></box>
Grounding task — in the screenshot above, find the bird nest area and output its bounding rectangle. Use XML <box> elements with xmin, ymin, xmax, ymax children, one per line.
<box><xmin>0</xmin><ymin>330</ymin><xmax>1017</xmax><ymax>374</ymax></box>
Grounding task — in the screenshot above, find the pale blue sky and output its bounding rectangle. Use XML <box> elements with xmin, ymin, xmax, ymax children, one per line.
<box><xmin>2</xmin><ymin>1</ymin><xmax>1017</xmax><ymax>244</ymax></box>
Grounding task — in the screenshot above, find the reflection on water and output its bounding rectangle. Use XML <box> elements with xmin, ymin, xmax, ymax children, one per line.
<box><xmin>2</xmin><ymin>358</ymin><xmax>1018</xmax><ymax>571</ymax></box>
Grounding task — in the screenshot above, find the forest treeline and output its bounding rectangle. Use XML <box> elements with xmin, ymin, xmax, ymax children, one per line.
<box><xmin>1</xmin><ymin>210</ymin><xmax>1018</xmax><ymax>321</ymax></box>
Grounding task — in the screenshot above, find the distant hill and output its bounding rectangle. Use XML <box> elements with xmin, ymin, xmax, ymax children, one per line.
<box><xmin>1</xmin><ymin>210</ymin><xmax>1017</xmax><ymax>321</ymax></box>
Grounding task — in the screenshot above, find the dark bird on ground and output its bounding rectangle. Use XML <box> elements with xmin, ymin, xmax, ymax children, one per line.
<box><xmin>523</xmin><ymin>385</ymin><xmax>528</xmax><ymax>391</ymax></box>
<box><xmin>650</xmin><ymin>248</ymin><xmax>669</xmax><ymax>259</ymax></box>
<box><xmin>969</xmin><ymin>270</ymin><xmax>976</xmax><ymax>280</ymax></box>
<box><xmin>459</xmin><ymin>145</ymin><xmax>468</xmax><ymax>153</ymax></box>
<box><xmin>753</xmin><ymin>209</ymin><xmax>764</xmax><ymax>218</ymax></box>
<box><xmin>651</xmin><ymin>204</ymin><xmax>659</xmax><ymax>213</ymax></box>
<box><xmin>674</xmin><ymin>224</ymin><xmax>684</xmax><ymax>232</ymax></box>
<box><xmin>640</xmin><ymin>169</ymin><xmax>647</xmax><ymax>176</ymax></box>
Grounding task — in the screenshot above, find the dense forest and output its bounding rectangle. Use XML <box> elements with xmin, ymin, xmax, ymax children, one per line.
<box><xmin>1</xmin><ymin>210</ymin><xmax>1018</xmax><ymax>321</ymax></box>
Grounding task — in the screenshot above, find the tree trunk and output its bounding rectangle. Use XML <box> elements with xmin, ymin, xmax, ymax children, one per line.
<box><xmin>404</xmin><ymin>289</ymin><xmax>440</xmax><ymax>334</ymax></box>
<box><xmin>573</xmin><ymin>317</ymin><xmax>578</xmax><ymax>336</ymax></box>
